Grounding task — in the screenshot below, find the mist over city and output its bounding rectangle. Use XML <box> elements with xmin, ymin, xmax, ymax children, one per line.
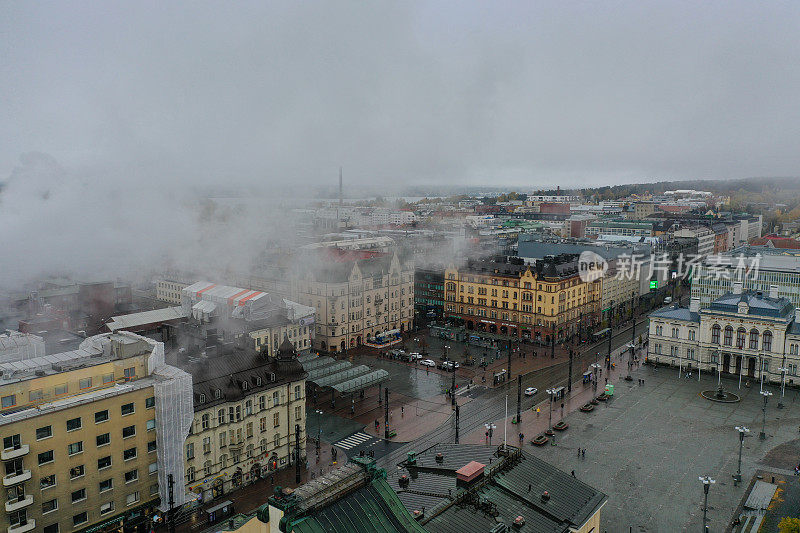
<box><xmin>2</xmin><ymin>2</ymin><xmax>800</xmax><ymax>533</ymax></box>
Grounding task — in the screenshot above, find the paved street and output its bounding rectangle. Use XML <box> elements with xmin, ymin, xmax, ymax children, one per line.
<box><xmin>519</xmin><ymin>365</ymin><xmax>800</xmax><ymax>532</ymax></box>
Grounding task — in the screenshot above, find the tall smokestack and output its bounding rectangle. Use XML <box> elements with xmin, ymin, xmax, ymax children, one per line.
<box><xmin>339</xmin><ymin>167</ymin><xmax>343</xmax><ymax>207</ymax></box>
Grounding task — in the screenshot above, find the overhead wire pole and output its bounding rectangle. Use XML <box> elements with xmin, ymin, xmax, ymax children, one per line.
<box><xmin>384</xmin><ymin>388</ymin><xmax>390</xmax><ymax>439</ymax></box>
<box><xmin>516</xmin><ymin>375</ymin><xmax>522</xmax><ymax>423</ymax></box>
<box><xmin>606</xmin><ymin>300</ymin><xmax>614</xmax><ymax>371</ymax></box>
<box><xmin>295</xmin><ymin>424</ymin><xmax>302</xmax><ymax>483</ymax></box>
<box><xmin>454</xmin><ymin>404</ymin><xmax>460</xmax><ymax>444</ymax></box>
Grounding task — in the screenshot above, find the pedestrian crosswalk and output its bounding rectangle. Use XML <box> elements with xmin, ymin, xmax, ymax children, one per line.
<box><xmin>333</xmin><ymin>432</ymin><xmax>376</xmax><ymax>450</ymax></box>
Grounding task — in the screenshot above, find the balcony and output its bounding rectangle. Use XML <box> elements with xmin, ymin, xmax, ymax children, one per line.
<box><xmin>8</xmin><ymin>519</ymin><xmax>35</xmax><ymax>533</ymax></box>
<box><xmin>2</xmin><ymin>470</ymin><xmax>31</xmax><ymax>487</ymax></box>
<box><xmin>1</xmin><ymin>445</ymin><xmax>29</xmax><ymax>461</ymax></box>
<box><xmin>5</xmin><ymin>495</ymin><xmax>33</xmax><ymax>512</ymax></box>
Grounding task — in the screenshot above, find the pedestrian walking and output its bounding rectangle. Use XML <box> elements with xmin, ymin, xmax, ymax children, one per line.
<box><xmin>582</xmin><ymin>449</ymin><xmax>585</xmax><ymax>459</ymax></box>
<box><xmin>571</xmin><ymin>470</ymin><xmax>576</xmax><ymax>477</ymax></box>
<box><xmin>577</xmin><ymin>447</ymin><xmax>581</xmax><ymax>457</ymax></box>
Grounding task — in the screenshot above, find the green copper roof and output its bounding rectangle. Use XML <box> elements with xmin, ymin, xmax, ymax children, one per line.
<box><xmin>289</xmin><ymin>478</ymin><xmax>429</xmax><ymax>533</ymax></box>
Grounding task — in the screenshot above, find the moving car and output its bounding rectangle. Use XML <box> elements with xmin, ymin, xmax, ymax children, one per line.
<box><xmin>524</xmin><ymin>387</ymin><xmax>538</xmax><ymax>396</ymax></box>
<box><xmin>409</xmin><ymin>352</ymin><xmax>423</xmax><ymax>360</ymax></box>
<box><xmin>420</xmin><ymin>359</ymin><xmax>436</xmax><ymax>367</ymax></box>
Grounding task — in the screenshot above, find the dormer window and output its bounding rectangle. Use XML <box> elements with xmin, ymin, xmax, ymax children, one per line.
<box><xmin>256</xmin><ymin>377</ymin><xmax>262</xmax><ymax>386</ymax></box>
<box><xmin>215</xmin><ymin>389</ymin><xmax>222</xmax><ymax>399</ymax></box>
<box><xmin>199</xmin><ymin>394</ymin><xmax>206</xmax><ymax>403</ymax></box>
<box><xmin>242</xmin><ymin>382</ymin><xmax>249</xmax><ymax>391</ymax></box>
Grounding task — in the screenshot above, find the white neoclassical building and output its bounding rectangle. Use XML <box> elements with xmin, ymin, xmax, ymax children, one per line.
<box><xmin>648</xmin><ymin>284</ymin><xmax>800</xmax><ymax>385</ymax></box>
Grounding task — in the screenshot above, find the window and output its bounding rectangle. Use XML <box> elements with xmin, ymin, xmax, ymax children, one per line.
<box><xmin>737</xmin><ymin>328</ymin><xmax>746</xmax><ymax>348</ymax></box>
<box><xmin>38</xmin><ymin>450</ymin><xmax>54</xmax><ymax>465</ymax></box>
<box><xmin>102</xmin><ymin>373</ymin><xmax>114</xmax><ymax>384</ymax></box>
<box><xmin>29</xmin><ymin>389</ymin><xmax>43</xmax><ymax>401</ymax></box>
<box><xmin>204</xmin><ymin>460</ymin><xmax>212</xmax><ymax>476</ymax></box>
<box><xmin>126</xmin><ymin>491</ymin><xmax>140</xmax><ymax>505</ymax></box>
<box><xmin>41</xmin><ymin>474</ymin><xmax>56</xmax><ymax>489</ymax></box>
<box><xmin>146</xmin><ymin>419</ymin><xmax>155</xmax><ymax>431</ymax></box>
<box><xmin>273</xmin><ymin>391</ymin><xmax>280</xmax><ymax>406</ymax></box>
<box><xmin>260</xmin><ymin>417</ymin><xmax>266</xmax><ymax>433</ymax></box>
<box><xmin>201</xmin><ymin>413</ymin><xmax>210</xmax><ymax>429</ymax></box>
<box><xmin>98</xmin><ymin>456</ymin><xmax>112</xmax><ymax>470</ymax></box>
<box><xmin>42</xmin><ymin>498</ymin><xmax>58</xmax><ymax>513</ymax></box>
<box><xmin>148</xmin><ymin>440</ymin><xmax>157</xmax><ymax>453</ymax></box>
<box><xmin>150</xmin><ymin>483</ymin><xmax>159</xmax><ymax>496</ymax></box>
<box><xmin>2</xmin><ymin>394</ymin><xmax>17</xmax><ymax>408</ymax></box>
<box><xmin>199</xmin><ymin>394</ymin><xmax>206</xmax><ymax>403</ymax></box>
<box><xmin>274</xmin><ymin>433</ymin><xmax>280</xmax><ymax>448</ymax></box>
<box><xmin>122</xmin><ymin>425</ymin><xmax>136</xmax><ymax>438</ymax></box>
<box><xmin>688</xmin><ymin>330</ymin><xmax>696</xmax><ymax>341</ymax></box>
<box><xmin>245</xmin><ymin>400</ymin><xmax>253</xmax><ymax>416</ymax></box>
<box><xmin>236</xmin><ymin>405</ymin><xmax>241</xmax><ymax>421</ymax></box>
<box><xmin>294</xmin><ymin>385</ymin><xmax>302</xmax><ymax>400</ymax></box>
<box><xmin>124</xmin><ymin>367</ymin><xmax>136</xmax><ymax>379</ymax></box>
<box><xmin>218</xmin><ymin>409</ymin><xmax>225</xmax><ymax>425</ymax></box>
<box><xmin>95</xmin><ymin>409</ymin><xmax>109</xmax><ymax>423</ymax></box>
<box><xmin>215</xmin><ymin>389</ymin><xmax>222</xmax><ymax>399</ymax></box>
<box><xmin>124</xmin><ymin>447</ymin><xmax>137</xmax><ymax>461</ymax></box>
<box><xmin>146</xmin><ymin>396</ymin><xmax>155</xmax><ymax>409</ymax></box>
<box><xmin>711</xmin><ymin>324</ymin><xmax>721</xmax><ymax>344</ymax></box>
<box><xmin>68</xmin><ymin>441</ymin><xmax>83</xmax><ymax>455</ymax></box>
<box><xmin>148</xmin><ymin>462</ymin><xmax>158</xmax><ymax>475</ymax></box>
<box><xmin>55</xmin><ymin>383</ymin><xmax>68</xmax><ymax>395</ymax></box>
<box><xmin>70</xmin><ymin>464</ymin><xmax>85</xmax><ymax>479</ymax></box>
<box><xmin>44</xmin><ymin>524</ymin><xmax>59</xmax><ymax>533</ymax></box>
<box><xmin>221</xmin><ymin>454</ymin><xmax>228</xmax><ymax>468</ymax></box>
<box><xmin>724</xmin><ymin>326</ymin><xmax>733</xmax><ymax>346</ymax></box>
<box><xmin>73</xmin><ymin>511</ymin><xmax>89</xmax><ymax>526</ymax></box>
<box><xmin>186</xmin><ymin>443</ymin><xmax>194</xmax><ymax>459</ymax></box>
<box><xmin>4</xmin><ymin>434</ymin><xmax>20</xmax><ymax>450</ymax></box>
<box><xmin>124</xmin><ymin>469</ymin><xmax>138</xmax><ymax>483</ymax></box>
<box><xmin>71</xmin><ymin>488</ymin><xmax>86</xmax><ymax>503</ymax></box>
<box><xmin>295</xmin><ymin>406</ymin><xmax>302</xmax><ymax>421</ymax></box>
<box><xmin>273</xmin><ymin>412</ymin><xmax>280</xmax><ymax>427</ymax></box>
<box><xmin>97</xmin><ymin>433</ymin><xmax>110</xmax><ymax>447</ymax></box>
<box><xmin>203</xmin><ymin>437</ymin><xmax>211</xmax><ymax>454</ymax></box>
<box><xmin>219</xmin><ymin>432</ymin><xmax>227</xmax><ymax>448</ymax></box>
<box><xmin>186</xmin><ymin>466</ymin><xmax>195</xmax><ymax>483</ymax></box>
<box><xmin>99</xmin><ymin>478</ymin><xmax>113</xmax><ymax>492</ymax></box>
<box><xmin>749</xmin><ymin>329</ymin><xmax>759</xmax><ymax>350</ymax></box>
<box><xmin>37</xmin><ymin>425</ymin><xmax>53</xmax><ymax>440</ymax></box>
<box><xmin>79</xmin><ymin>377</ymin><xmax>92</xmax><ymax>389</ymax></box>
<box><xmin>121</xmin><ymin>402</ymin><xmax>135</xmax><ymax>416</ymax></box>
<box><xmin>763</xmin><ymin>330</ymin><xmax>773</xmax><ymax>352</ymax></box>
<box><xmin>247</xmin><ymin>422</ymin><xmax>253</xmax><ymax>438</ymax></box>
<box><xmin>100</xmin><ymin>501</ymin><xmax>115</xmax><ymax>515</ymax></box>
<box><xmin>67</xmin><ymin>417</ymin><xmax>82</xmax><ymax>431</ymax></box>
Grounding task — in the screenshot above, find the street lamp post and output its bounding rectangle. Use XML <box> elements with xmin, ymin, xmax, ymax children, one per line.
<box><xmin>733</xmin><ymin>426</ymin><xmax>749</xmax><ymax>486</ymax></box>
<box><xmin>699</xmin><ymin>476</ymin><xmax>716</xmax><ymax>531</ymax></box>
<box><xmin>759</xmin><ymin>390</ymin><xmax>773</xmax><ymax>440</ymax></box>
<box><xmin>546</xmin><ymin>388</ymin><xmax>556</xmax><ymax>435</ymax></box>
<box><xmin>778</xmin><ymin>364</ymin><xmax>788</xmax><ymax>409</ymax></box>
<box><xmin>715</xmin><ymin>349</ymin><xmax>721</xmax><ymax>390</ymax></box>
<box><xmin>315</xmin><ymin>409</ymin><xmax>324</xmax><ymax>453</ymax></box>
<box><xmin>606</xmin><ymin>300</ymin><xmax>614</xmax><ymax>371</ymax></box>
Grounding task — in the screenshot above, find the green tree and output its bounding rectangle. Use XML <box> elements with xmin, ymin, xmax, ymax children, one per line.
<box><xmin>779</xmin><ymin>517</ymin><xmax>800</xmax><ymax>533</ymax></box>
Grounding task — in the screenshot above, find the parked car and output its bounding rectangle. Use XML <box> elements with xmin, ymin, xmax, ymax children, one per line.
<box><xmin>409</xmin><ymin>352</ymin><xmax>423</xmax><ymax>360</ymax></box>
<box><xmin>524</xmin><ymin>387</ymin><xmax>538</xmax><ymax>396</ymax></box>
<box><xmin>663</xmin><ymin>296</ymin><xmax>673</xmax><ymax>304</ymax></box>
<box><xmin>420</xmin><ymin>359</ymin><xmax>436</xmax><ymax>367</ymax></box>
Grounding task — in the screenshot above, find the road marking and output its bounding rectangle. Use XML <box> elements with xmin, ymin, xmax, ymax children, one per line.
<box><xmin>333</xmin><ymin>432</ymin><xmax>375</xmax><ymax>450</ymax></box>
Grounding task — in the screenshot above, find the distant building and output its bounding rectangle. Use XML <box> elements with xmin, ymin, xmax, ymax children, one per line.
<box><xmin>414</xmin><ymin>268</ymin><xmax>445</xmax><ymax>320</ymax></box>
<box><xmin>586</xmin><ymin>219</ymin><xmax>654</xmax><ymax>238</ymax></box>
<box><xmin>0</xmin><ymin>330</ymin><xmax>45</xmax><ymax>363</ymax></box>
<box><xmin>649</xmin><ymin>288</ymin><xmax>800</xmax><ymax>384</ymax></box>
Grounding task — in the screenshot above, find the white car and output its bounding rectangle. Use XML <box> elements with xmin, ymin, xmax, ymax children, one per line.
<box><xmin>524</xmin><ymin>387</ymin><xmax>538</xmax><ymax>396</ymax></box>
<box><xmin>409</xmin><ymin>353</ymin><xmax>423</xmax><ymax>360</ymax></box>
<box><xmin>420</xmin><ymin>359</ymin><xmax>436</xmax><ymax>367</ymax></box>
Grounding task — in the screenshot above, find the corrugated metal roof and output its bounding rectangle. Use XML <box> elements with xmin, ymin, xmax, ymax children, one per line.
<box><xmin>106</xmin><ymin>306</ymin><xmax>187</xmax><ymax>331</ymax></box>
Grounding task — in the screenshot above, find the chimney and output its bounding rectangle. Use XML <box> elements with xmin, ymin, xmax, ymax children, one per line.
<box><xmin>689</xmin><ymin>297</ymin><xmax>700</xmax><ymax>313</ymax></box>
<box><xmin>732</xmin><ymin>282</ymin><xmax>743</xmax><ymax>295</ymax></box>
<box><xmin>769</xmin><ymin>285</ymin><xmax>779</xmax><ymax>299</ymax></box>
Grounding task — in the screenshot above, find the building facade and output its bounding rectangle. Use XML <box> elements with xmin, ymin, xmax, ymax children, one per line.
<box><xmin>414</xmin><ymin>268</ymin><xmax>445</xmax><ymax>320</ymax></box>
<box><xmin>648</xmin><ymin>288</ymin><xmax>800</xmax><ymax>384</ymax></box>
<box><xmin>444</xmin><ymin>255</ymin><xmax>601</xmax><ymax>343</ymax></box>
<box><xmin>179</xmin><ymin>339</ymin><xmax>307</xmax><ymax>503</ymax></box>
<box><xmin>1</xmin><ymin>332</ymin><xmax>192</xmax><ymax>533</ymax></box>
<box><xmin>155</xmin><ymin>279</ymin><xmax>191</xmax><ymax>305</ymax></box>
<box><xmin>294</xmin><ymin>251</ymin><xmax>415</xmax><ymax>353</ymax></box>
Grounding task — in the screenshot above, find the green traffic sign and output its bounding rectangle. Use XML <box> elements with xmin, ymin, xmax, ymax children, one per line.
<box><xmin>649</xmin><ymin>280</ymin><xmax>658</xmax><ymax>289</ymax></box>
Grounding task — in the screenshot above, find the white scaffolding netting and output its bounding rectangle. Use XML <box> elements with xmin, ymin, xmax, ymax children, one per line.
<box><xmin>145</xmin><ymin>337</ymin><xmax>195</xmax><ymax>511</ymax></box>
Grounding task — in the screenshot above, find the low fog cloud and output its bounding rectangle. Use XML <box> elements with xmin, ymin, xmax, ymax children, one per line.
<box><xmin>1</xmin><ymin>1</ymin><xmax>799</xmax><ymax>285</ymax></box>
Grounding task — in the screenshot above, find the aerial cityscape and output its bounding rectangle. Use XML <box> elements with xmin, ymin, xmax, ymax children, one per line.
<box><xmin>3</xmin><ymin>3</ymin><xmax>800</xmax><ymax>533</ymax></box>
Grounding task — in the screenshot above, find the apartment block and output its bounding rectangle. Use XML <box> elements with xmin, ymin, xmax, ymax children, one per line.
<box><xmin>1</xmin><ymin>332</ymin><xmax>192</xmax><ymax>533</ymax></box>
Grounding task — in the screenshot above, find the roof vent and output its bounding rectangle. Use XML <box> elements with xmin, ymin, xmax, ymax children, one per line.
<box><xmin>35</xmin><ymin>370</ymin><xmax>46</xmax><ymax>377</ymax></box>
<box><xmin>541</xmin><ymin>491</ymin><xmax>550</xmax><ymax>503</ymax></box>
<box><xmin>769</xmin><ymin>285</ymin><xmax>779</xmax><ymax>299</ymax></box>
<box><xmin>732</xmin><ymin>282</ymin><xmax>743</xmax><ymax>295</ymax></box>
<box><xmin>513</xmin><ymin>516</ymin><xmax>526</xmax><ymax>528</ymax></box>
<box><xmin>435</xmin><ymin>452</ymin><xmax>444</xmax><ymax>463</ymax></box>
<box><xmin>399</xmin><ymin>475</ymin><xmax>410</xmax><ymax>487</ymax></box>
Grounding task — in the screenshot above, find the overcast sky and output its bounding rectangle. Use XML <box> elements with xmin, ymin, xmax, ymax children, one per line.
<box><xmin>2</xmin><ymin>1</ymin><xmax>800</xmax><ymax>191</ymax></box>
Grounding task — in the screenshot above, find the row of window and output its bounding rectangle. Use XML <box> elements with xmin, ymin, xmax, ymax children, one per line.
<box><xmin>1</xmin><ymin>370</ymin><xmax>138</xmax><ymax>409</ymax></box>
<box><xmin>711</xmin><ymin>325</ymin><xmax>773</xmax><ymax>351</ymax></box>
<box><xmin>186</xmin><ymin>437</ymin><xmax>285</xmax><ymax>481</ymax></box>
<box><xmin>189</xmin><ymin>407</ymin><xmax>302</xmax><ymax>458</ymax></box>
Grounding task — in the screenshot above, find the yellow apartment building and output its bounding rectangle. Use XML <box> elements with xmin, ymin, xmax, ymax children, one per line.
<box><xmin>444</xmin><ymin>255</ymin><xmax>601</xmax><ymax>343</ymax></box>
<box><xmin>1</xmin><ymin>332</ymin><xmax>193</xmax><ymax>533</ymax></box>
